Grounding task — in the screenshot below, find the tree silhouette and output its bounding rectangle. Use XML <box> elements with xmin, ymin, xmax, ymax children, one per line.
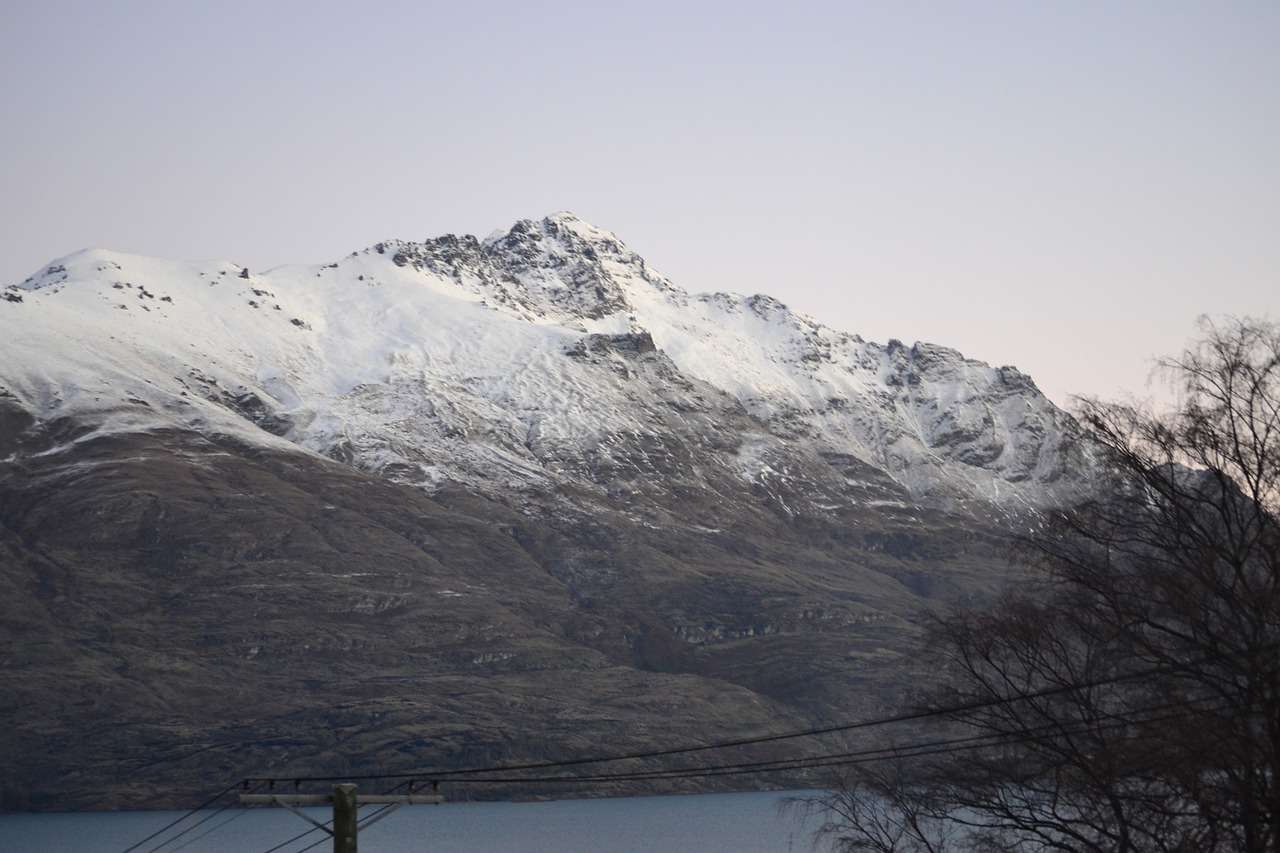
<box><xmin>810</xmin><ymin>317</ymin><xmax>1280</xmax><ymax>852</ymax></box>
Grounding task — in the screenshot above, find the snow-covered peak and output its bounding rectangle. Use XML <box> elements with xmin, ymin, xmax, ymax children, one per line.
<box><xmin>0</xmin><ymin>215</ymin><xmax>1094</xmax><ymax>514</ymax></box>
<box><xmin>481</xmin><ymin>210</ymin><xmax>612</xmax><ymax>249</ymax></box>
<box><xmin>382</xmin><ymin>213</ymin><xmax>678</xmax><ymax>325</ymax></box>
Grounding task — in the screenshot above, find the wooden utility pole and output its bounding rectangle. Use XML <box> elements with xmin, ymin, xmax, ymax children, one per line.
<box><xmin>241</xmin><ymin>783</ymin><xmax>443</xmax><ymax>853</ymax></box>
<box><xmin>333</xmin><ymin>784</ymin><xmax>358</xmax><ymax>853</ymax></box>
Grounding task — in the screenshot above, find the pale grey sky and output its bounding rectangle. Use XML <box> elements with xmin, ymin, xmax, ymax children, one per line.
<box><xmin>2</xmin><ymin>1</ymin><xmax>1276</xmax><ymax>406</ymax></box>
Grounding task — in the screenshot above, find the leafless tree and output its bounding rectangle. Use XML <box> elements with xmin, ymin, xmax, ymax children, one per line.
<box><xmin>810</xmin><ymin>317</ymin><xmax>1280</xmax><ymax>852</ymax></box>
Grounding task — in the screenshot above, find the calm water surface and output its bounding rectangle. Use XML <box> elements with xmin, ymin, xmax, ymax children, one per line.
<box><xmin>0</xmin><ymin>790</ymin><xmax>824</xmax><ymax>852</ymax></box>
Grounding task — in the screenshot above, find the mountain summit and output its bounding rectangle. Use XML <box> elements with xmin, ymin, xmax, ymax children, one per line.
<box><xmin>3</xmin><ymin>213</ymin><xmax>1087</xmax><ymax>515</ymax></box>
<box><xmin>0</xmin><ymin>215</ymin><xmax>1094</xmax><ymax>809</ymax></box>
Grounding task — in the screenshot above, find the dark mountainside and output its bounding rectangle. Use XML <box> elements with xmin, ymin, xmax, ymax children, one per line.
<box><xmin>0</xmin><ymin>215</ymin><xmax>1093</xmax><ymax>810</ymax></box>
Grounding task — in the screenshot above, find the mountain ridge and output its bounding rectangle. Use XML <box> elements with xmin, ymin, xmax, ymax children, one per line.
<box><xmin>0</xmin><ymin>214</ymin><xmax>1095</xmax><ymax>809</ymax></box>
<box><xmin>2</xmin><ymin>212</ymin><xmax>1091</xmax><ymax>516</ymax></box>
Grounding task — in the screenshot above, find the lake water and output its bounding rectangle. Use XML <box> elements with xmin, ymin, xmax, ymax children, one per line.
<box><xmin>0</xmin><ymin>790</ymin><xmax>825</xmax><ymax>852</ymax></box>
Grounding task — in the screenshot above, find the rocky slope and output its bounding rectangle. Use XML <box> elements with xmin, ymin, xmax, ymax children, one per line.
<box><xmin>0</xmin><ymin>214</ymin><xmax>1096</xmax><ymax>810</ymax></box>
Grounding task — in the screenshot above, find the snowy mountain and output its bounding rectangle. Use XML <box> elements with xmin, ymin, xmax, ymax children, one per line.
<box><xmin>0</xmin><ymin>214</ymin><xmax>1097</xmax><ymax>810</ymax></box>
<box><xmin>1</xmin><ymin>212</ymin><xmax>1089</xmax><ymax>518</ymax></box>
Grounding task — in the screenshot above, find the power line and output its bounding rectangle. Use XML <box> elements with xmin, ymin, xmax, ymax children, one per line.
<box><xmin>220</xmin><ymin>692</ymin><xmax>1236</xmax><ymax>853</ymax></box>
<box><xmin>118</xmin><ymin>782</ymin><xmax>243</xmax><ymax>853</ymax></box>
<box><xmin>129</xmin><ymin>782</ymin><xmax>264</xmax><ymax>853</ymax></box>
<box><xmin>433</xmin><ymin>694</ymin><xmax>1235</xmax><ymax>788</ymax></box>
<box><xmin>247</xmin><ymin>646</ymin><xmax>1254</xmax><ymax>790</ymax></box>
<box><xmin>245</xmin><ymin>779</ymin><xmax>411</xmax><ymax>853</ymax></box>
<box><xmin>256</xmin><ymin>821</ymin><xmax>328</xmax><ymax>853</ymax></box>
<box><xmin>164</xmin><ymin>805</ymin><xmax>254</xmax><ymax>853</ymax></box>
<box><xmin>119</xmin><ymin>643</ymin><xmax>1262</xmax><ymax>853</ymax></box>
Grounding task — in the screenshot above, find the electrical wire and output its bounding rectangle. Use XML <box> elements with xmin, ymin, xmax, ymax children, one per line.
<box><xmin>164</xmin><ymin>805</ymin><xmax>254</xmax><ymax>853</ymax></box>
<box><xmin>247</xmin><ymin>779</ymin><xmax>410</xmax><ymax>853</ymax></box>
<box><xmin>129</xmin><ymin>782</ymin><xmax>264</xmax><ymax>853</ymax></box>
<box><xmin>118</xmin><ymin>781</ymin><xmax>243</xmax><ymax>853</ymax></box>
<box><xmin>256</xmin><ymin>821</ymin><xmax>329</xmax><ymax>853</ymax></box>
<box><xmin>226</xmin><ymin>692</ymin><xmax>1236</xmax><ymax>852</ymax></box>
<box><xmin>432</xmin><ymin>693</ymin><xmax>1236</xmax><ymax>787</ymax></box>
<box><xmin>246</xmin><ymin>645</ymin><xmax>1259</xmax><ymax>790</ymax></box>
<box><xmin>122</xmin><ymin>643</ymin><xmax>1268</xmax><ymax>853</ymax></box>
<box><xmin>285</xmin><ymin>799</ymin><xmax>407</xmax><ymax>853</ymax></box>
